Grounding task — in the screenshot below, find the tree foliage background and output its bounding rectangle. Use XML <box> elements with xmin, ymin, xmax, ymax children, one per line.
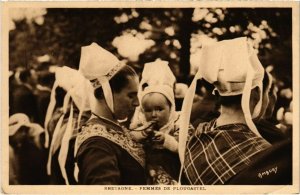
<box><xmin>9</xmin><ymin>8</ymin><xmax>293</xmax><ymax>123</ymax></box>
<box><xmin>9</xmin><ymin>8</ymin><xmax>292</xmax><ymax>81</ymax></box>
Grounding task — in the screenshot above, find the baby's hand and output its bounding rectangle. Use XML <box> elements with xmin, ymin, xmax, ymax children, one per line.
<box><xmin>152</xmin><ymin>131</ymin><xmax>165</xmax><ymax>144</ymax></box>
<box><xmin>144</xmin><ymin>127</ymin><xmax>154</xmax><ymax>135</ymax></box>
<box><xmin>142</xmin><ymin>121</ymin><xmax>158</xmax><ymax>137</ymax></box>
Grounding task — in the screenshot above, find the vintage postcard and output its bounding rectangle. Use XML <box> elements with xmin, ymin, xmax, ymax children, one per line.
<box><xmin>1</xmin><ymin>1</ymin><xmax>299</xmax><ymax>194</ymax></box>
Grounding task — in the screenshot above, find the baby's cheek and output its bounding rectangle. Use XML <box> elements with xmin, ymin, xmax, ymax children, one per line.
<box><xmin>161</xmin><ymin>119</ymin><xmax>169</xmax><ymax>126</ymax></box>
<box><xmin>144</xmin><ymin>113</ymin><xmax>152</xmax><ymax>121</ymax></box>
<box><xmin>161</xmin><ymin>113</ymin><xmax>170</xmax><ymax>125</ymax></box>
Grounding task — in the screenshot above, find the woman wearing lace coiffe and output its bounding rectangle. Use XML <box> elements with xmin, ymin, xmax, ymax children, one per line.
<box><xmin>74</xmin><ymin>43</ymin><xmax>147</xmax><ymax>185</ymax></box>
<box><xmin>9</xmin><ymin>113</ymin><xmax>47</xmax><ymax>184</ymax></box>
<box><xmin>179</xmin><ymin>37</ymin><xmax>271</xmax><ymax>185</ymax></box>
<box><xmin>44</xmin><ymin>66</ymin><xmax>91</xmax><ymax>184</ymax></box>
<box><xmin>130</xmin><ymin>60</ymin><xmax>193</xmax><ymax>185</ymax></box>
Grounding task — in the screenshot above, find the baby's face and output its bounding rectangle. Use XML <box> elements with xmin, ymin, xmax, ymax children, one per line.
<box><xmin>141</xmin><ymin>93</ymin><xmax>171</xmax><ymax>129</ymax></box>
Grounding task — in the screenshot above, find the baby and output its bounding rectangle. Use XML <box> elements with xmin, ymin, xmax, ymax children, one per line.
<box><xmin>130</xmin><ymin>60</ymin><xmax>194</xmax><ymax>184</ymax></box>
<box><xmin>130</xmin><ymin>84</ymin><xmax>193</xmax><ymax>185</ymax></box>
<box><xmin>141</xmin><ymin>90</ymin><xmax>178</xmax><ymax>150</ymax></box>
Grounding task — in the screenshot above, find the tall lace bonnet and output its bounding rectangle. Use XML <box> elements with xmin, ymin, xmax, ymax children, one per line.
<box><xmin>79</xmin><ymin>42</ymin><xmax>126</xmax><ymax>114</ymax></box>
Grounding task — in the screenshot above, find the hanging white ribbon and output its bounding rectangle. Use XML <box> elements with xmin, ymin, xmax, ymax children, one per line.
<box><xmin>101</xmin><ymin>79</ymin><xmax>115</xmax><ymax>113</ymax></box>
<box><xmin>178</xmin><ymin>79</ymin><xmax>197</xmax><ymax>164</ymax></box>
<box><xmin>46</xmin><ymin>112</ymin><xmax>64</xmax><ymax>175</ymax></box>
<box><xmin>178</xmin><ymin>69</ymin><xmax>202</xmax><ymax>184</ymax></box>
<box><xmin>72</xmin><ymin>80</ymin><xmax>92</xmax><ymax>183</ymax></box>
<box><xmin>58</xmin><ymin>81</ymin><xmax>89</xmax><ymax>184</ymax></box>
<box><xmin>241</xmin><ymin>62</ymin><xmax>262</xmax><ymax>138</ymax></box>
<box><xmin>58</xmin><ymin>103</ymin><xmax>74</xmax><ymax>185</ymax></box>
<box><xmin>249</xmin><ymin>48</ymin><xmax>264</xmax><ymax>120</ymax></box>
<box><xmin>46</xmin><ymin>92</ymin><xmax>71</xmax><ymax>175</ymax></box>
<box><xmin>44</xmin><ymin>81</ymin><xmax>59</xmax><ymax>148</ymax></box>
<box><xmin>73</xmin><ymin>139</ymin><xmax>79</xmax><ymax>182</ymax></box>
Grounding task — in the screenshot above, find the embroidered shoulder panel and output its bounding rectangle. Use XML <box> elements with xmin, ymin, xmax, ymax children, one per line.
<box><xmin>76</xmin><ymin>121</ymin><xmax>145</xmax><ymax>168</ymax></box>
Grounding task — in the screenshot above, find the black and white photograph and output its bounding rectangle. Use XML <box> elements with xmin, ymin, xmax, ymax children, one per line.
<box><xmin>1</xmin><ymin>1</ymin><xmax>299</xmax><ymax>194</ymax></box>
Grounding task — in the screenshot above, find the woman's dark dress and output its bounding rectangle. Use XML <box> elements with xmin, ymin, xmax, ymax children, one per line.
<box><xmin>75</xmin><ymin>117</ymin><xmax>147</xmax><ymax>185</ymax></box>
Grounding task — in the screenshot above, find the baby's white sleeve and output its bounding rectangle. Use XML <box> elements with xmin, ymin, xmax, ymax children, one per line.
<box><xmin>163</xmin><ymin>134</ymin><xmax>178</xmax><ymax>153</ymax></box>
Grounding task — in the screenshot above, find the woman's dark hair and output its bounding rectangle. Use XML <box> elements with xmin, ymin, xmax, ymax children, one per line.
<box><xmin>38</xmin><ymin>72</ymin><xmax>55</xmax><ymax>88</ymax></box>
<box><xmin>262</xmin><ymin>71</ymin><xmax>271</xmax><ymax>94</ymax></box>
<box><xmin>200</xmin><ymin>79</ymin><xmax>215</xmax><ymax>91</ymax></box>
<box><xmin>19</xmin><ymin>70</ymin><xmax>31</xmax><ymax>83</ymax></box>
<box><xmin>215</xmin><ymin>90</ymin><xmax>242</xmax><ymax>107</ymax></box>
<box><xmin>55</xmin><ymin>86</ymin><xmax>67</xmax><ymax>108</ymax></box>
<box><xmin>216</xmin><ymin>86</ymin><xmax>261</xmax><ymax>108</ymax></box>
<box><xmin>196</xmin><ymin>79</ymin><xmax>215</xmax><ymax>96</ymax></box>
<box><xmin>94</xmin><ymin>65</ymin><xmax>137</xmax><ymax>99</ymax></box>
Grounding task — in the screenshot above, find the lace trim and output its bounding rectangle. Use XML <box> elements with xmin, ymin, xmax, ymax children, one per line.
<box><xmin>90</xmin><ymin>62</ymin><xmax>125</xmax><ymax>89</ymax></box>
<box><xmin>76</xmin><ymin>123</ymin><xmax>145</xmax><ymax>168</ymax></box>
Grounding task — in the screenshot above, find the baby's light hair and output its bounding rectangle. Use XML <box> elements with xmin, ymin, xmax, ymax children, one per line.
<box><xmin>141</xmin><ymin>92</ymin><xmax>172</xmax><ymax>110</ymax></box>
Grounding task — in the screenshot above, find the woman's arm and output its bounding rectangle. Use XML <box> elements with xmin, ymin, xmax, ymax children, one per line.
<box><xmin>76</xmin><ymin>137</ymin><xmax>121</xmax><ymax>185</ymax></box>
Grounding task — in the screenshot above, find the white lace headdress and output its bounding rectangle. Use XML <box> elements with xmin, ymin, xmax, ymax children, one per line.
<box><xmin>44</xmin><ymin>66</ymin><xmax>91</xmax><ymax>184</ymax></box>
<box><xmin>79</xmin><ymin>42</ymin><xmax>125</xmax><ymax>114</ymax></box>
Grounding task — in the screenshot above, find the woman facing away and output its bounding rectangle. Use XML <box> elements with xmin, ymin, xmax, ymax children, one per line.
<box><xmin>74</xmin><ymin>43</ymin><xmax>147</xmax><ymax>185</ymax></box>
<box><xmin>179</xmin><ymin>37</ymin><xmax>273</xmax><ymax>185</ymax></box>
<box><xmin>44</xmin><ymin>66</ymin><xmax>92</xmax><ymax>185</ymax></box>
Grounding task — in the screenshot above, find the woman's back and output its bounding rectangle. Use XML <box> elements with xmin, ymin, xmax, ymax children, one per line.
<box><xmin>182</xmin><ymin>119</ymin><xmax>271</xmax><ymax>185</ymax></box>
